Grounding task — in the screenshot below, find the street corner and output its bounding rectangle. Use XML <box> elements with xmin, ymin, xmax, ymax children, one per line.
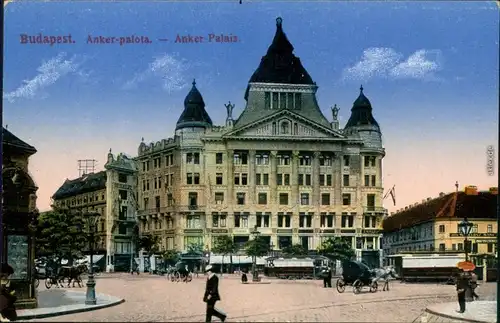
<box><xmin>425</xmin><ymin>301</ymin><xmax>496</xmax><ymax>323</ymax></box>
<box><xmin>18</xmin><ymin>290</ymin><xmax>125</xmax><ymax>320</ymax></box>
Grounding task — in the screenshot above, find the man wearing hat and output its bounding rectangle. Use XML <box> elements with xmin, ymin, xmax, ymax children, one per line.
<box><xmin>203</xmin><ymin>265</ymin><xmax>226</xmax><ymax>322</ymax></box>
<box><xmin>0</xmin><ymin>263</ymin><xmax>17</xmax><ymax>322</ymax></box>
<box><xmin>455</xmin><ymin>269</ymin><xmax>470</xmax><ymax>313</ymax></box>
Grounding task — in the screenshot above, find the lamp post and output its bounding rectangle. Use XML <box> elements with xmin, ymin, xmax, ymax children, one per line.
<box><xmin>458</xmin><ymin>217</ymin><xmax>473</xmax><ymax>262</ymax></box>
<box><xmin>84</xmin><ymin>212</ymin><xmax>100</xmax><ymax>305</ymax></box>
<box><xmin>250</xmin><ymin>225</ymin><xmax>261</xmax><ymax>282</ymax></box>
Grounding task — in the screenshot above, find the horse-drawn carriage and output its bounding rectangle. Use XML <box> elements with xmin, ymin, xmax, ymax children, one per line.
<box><xmin>336</xmin><ymin>261</ymin><xmax>378</xmax><ymax>294</ymax></box>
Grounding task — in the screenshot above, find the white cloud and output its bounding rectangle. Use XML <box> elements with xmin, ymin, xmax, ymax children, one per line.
<box><xmin>342</xmin><ymin>47</ymin><xmax>442</xmax><ymax>82</ymax></box>
<box><xmin>123</xmin><ymin>53</ymin><xmax>191</xmax><ymax>93</ymax></box>
<box><xmin>4</xmin><ymin>52</ymin><xmax>90</xmax><ymax>103</ymax></box>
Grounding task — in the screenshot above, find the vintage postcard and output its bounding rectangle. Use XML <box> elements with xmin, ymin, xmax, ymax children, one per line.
<box><xmin>2</xmin><ymin>1</ymin><xmax>498</xmax><ymax>322</ymax></box>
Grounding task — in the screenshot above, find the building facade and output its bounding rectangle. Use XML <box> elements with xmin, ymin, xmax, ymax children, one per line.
<box><xmin>52</xmin><ymin>151</ymin><xmax>137</xmax><ymax>272</ymax></box>
<box><xmin>137</xmin><ymin>17</ymin><xmax>387</xmax><ymax>266</ymax></box>
<box><xmin>382</xmin><ymin>188</ymin><xmax>498</xmax><ymax>263</ymax></box>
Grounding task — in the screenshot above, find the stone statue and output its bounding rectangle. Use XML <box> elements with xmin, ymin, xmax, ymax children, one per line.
<box><xmin>331</xmin><ymin>104</ymin><xmax>339</xmax><ymax>121</ymax></box>
<box><xmin>225</xmin><ymin>101</ymin><xmax>234</xmax><ymax>119</ymax></box>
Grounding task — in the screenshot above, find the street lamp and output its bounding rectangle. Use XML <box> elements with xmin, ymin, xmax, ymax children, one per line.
<box><xmin>458</xmin><ymin>217</ymin><xmax>474</xmax><ymax>262</ymax></box>
<box><xmin>250</xmin><ymin>225</ymin><xmax>261</xmax><ymax>282</ymax></box>
<box><xmin>84</xmin><ymin>212</ymin><xmax>100</xmax><ymax>305</ymax></box>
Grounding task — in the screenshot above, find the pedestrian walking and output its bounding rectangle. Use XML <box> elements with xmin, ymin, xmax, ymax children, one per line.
<box><xmin>322</xmin><ymin>266</ymin><xmax>332</xmax><ymax>288</ymax></box>
<box><xmin>455</xmin><ymin>270</ymin><xmax>469</xmax><ymax>313</ymax></box>
<box><xmin>203</xmin><ymin>265</ymin><xmax>226</xmax><ymax>323</ymax></box>
<box><xmin>469</xmin><ymin>271</ymin><xmax>479</xmax><ymax>300</ymax></box>
<box><xmin>0</xmin><ymin>263</ymin><xmax>17</xmax><ymax>322</ymax></box>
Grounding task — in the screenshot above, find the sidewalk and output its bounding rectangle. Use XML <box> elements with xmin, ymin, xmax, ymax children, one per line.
<box><xmin>415</xmin><ymin>301</ymin><xmax>496</xmax><ymax>323</ymax></box>
<box><xmin>17</xmin><ymin>289</ymin><xmax>124</xmax><ymax>320</ymax></box>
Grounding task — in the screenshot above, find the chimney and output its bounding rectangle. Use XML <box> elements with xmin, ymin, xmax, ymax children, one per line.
<box><xmin>439</xmin><ymin>192</ymin><xmax>445</xmax><ymax>197</ymax></box>
<box><xmin>404</xmin><ymin>206</ymin><xmax>408</xmax><ymax>210</ymax></box>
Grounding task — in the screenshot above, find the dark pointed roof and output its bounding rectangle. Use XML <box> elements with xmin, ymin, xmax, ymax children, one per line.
<box><xmin>345</xmin><ymin>86</ymin><xmax>380</xmax><ymax>129</ymax></box>
<box><xmin>247</xmin><ymin>17</ymin><xmax>314</xmax><ymax>90</ymax></box>
<box><xmin>176</xmin><ymin>80</ymin><xmax>213</xmax><ymax>131</ymax></box>
<box><xmin>2</xmin><ymin>127</ymin><xmax>37</xmax><ymax>155</ymax></box>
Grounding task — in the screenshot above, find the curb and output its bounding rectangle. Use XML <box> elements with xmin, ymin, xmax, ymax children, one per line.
<box><xmin>18</xmin><ymin>292</ymin><xmax>125</xmax><ymax>320</ymax></box>
<box><xmin>424</xmin><ymin>308</ymin><xmax>492</xmax><ymax>323</ymax></box>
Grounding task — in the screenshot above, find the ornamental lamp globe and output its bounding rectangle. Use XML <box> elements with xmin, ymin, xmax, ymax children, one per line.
<box><xmin>458</xmin><ymin>218</ymin><xmax>473</xmax><ymax>236</ymax></box>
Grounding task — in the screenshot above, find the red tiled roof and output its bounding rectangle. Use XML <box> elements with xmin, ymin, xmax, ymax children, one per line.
<box><xmin>382</xmin><ymin>192</ymin><xmax>497</xmax><ymax>233</ymax></box>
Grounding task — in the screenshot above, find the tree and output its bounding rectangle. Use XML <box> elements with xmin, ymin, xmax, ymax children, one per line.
<box><xmin>245</xmin><ymin>236</ymin><xmax>270</xmax><ymax>258</ymax></box>
<box><xmin>161</xmin><ymin>250</ymin><xmax>179</xmax><ymax>267</ymax></box>
<box><xmin>35</xmin><ymin>208</ymin><xmax>87</xmax><ymax>265</ymax></box>
<box><xmin>138</xmin><ymin>234</ymin><xmax>160</xmax><ymax>254</ymax></box>
<box><xmin>186</xmin><ymin>242</ymin><xmax>204</xmax><ymax>255</ymax></box>
<box><xmin>212</xmin><ymin>235</ymin><xmax>238</xmax><ymax>274</ymax></box>
<box><xmin>317</xmin><ymin>237</ymin><xmax>355</xmax><ymax>264</ymax></box>
<box><xmin>282</xmin><ymin>244</ymin><xmax>308</xmax><ymax>257</ymax></box>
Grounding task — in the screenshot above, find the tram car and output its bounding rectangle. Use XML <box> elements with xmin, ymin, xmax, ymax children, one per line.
<box><xmin>264</xmin><ymin>256</ymin><xmax>330</xmax><ymax>280</ymax></box>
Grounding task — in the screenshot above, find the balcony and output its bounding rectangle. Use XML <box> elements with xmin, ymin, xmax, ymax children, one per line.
<box><xmin>117</xmin><ymin>216</ymin><xmax>137</xmax><ymax>224</ymax></box>
<box><xmin>363</xmin><ymin>206</ymin><xmax>387</xmax><ymax>214</ymax></box>
<box><xmin>177</xmin><ymin>205</ymin><xmax>205</xmax><ymax>213</ymax></box>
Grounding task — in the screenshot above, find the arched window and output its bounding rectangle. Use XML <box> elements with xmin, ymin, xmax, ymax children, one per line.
<box><xmin>281</xmin><ymin>121</ymin><xmax>289</xmax><ymax>134</ymax></box>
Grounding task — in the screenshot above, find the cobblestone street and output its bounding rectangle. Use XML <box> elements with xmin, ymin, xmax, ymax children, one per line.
<box><xmin>28</xmin><ymin>274</ymin><xmax>497</xmax><ymax>322</ymax></box>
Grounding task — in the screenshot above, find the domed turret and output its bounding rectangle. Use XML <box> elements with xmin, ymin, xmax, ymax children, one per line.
<box><xmin>344</xmin><ymin>86</ymin><xmax>380</xmax><ymax>129</ymax></box>
<box><xmin>176</xmin><ymin>80</ymin><xmax>213</xmax><ymax>130</ymax></box>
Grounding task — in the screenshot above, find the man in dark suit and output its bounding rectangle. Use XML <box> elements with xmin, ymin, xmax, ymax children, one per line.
<box><xmin>0</xmin><ymin>263</ymin><xmax>17</xmax><ymax>322</ymax></box>
<box><xmin>203</xmin><ymin>265</ymin><xmax>226</xmax><ymax>323</ymax></box>
<box><xmin>456</xmin><ymin>269</ymin><xmax>469</xmax><ymax>313</ymax></box>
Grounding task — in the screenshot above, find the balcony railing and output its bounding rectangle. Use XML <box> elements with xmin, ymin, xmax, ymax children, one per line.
<box><xmin>363</xmin><ymin>206</ymin><xmax>387</xmax><ymax>213</ymax></box>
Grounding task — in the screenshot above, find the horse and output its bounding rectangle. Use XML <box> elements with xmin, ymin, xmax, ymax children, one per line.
<box><xmin>371</xmin><ymin>266</ymin><xmax>398</xmax><ymax>291</ymax></box>
<box><xmin>58</xmin><ymin>264</ymin><xmax>88</xmax><ymax>288</ymax></box>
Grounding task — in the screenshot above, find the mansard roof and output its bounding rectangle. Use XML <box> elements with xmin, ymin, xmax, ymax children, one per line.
<box><xmin>382</xmin><ymin>191</ymin><xmax>497</xmax><ymax>233</ymax></box>
<box><xmin>52</xmin><ymin>171</ymin><xmax>106</xmax><ymax>200</ymax></box>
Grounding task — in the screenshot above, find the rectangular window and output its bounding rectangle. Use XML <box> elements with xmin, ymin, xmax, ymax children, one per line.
<box><xmin>279</xmin><ymin>193</ymin><xmax>289</xmax><ymax>205</ymax></box>
<box><xmin>287</xmin><ymin>93</ymin><xmax>294</xmax><ymax>109</ymax></box>
<box><xmin>487</xmin><ymin>243</ymin><xmax>494</xmax><ymax>253</ymax></box>
<box><xmin>278</xmin><ymin>155</ymin><xmax>290</xmax><ymax>165</ymax></box>
<box><xmin>371</xmin><ymin>175</ymin><xmax>376</xmax><ymax>187</ymax></box>
<box><xmin>300</xmin><ymin>193</ymin><xmax>310</xmax><ymax>205</ymax></box>
<box><xmin>299</xmin><ymin>156</ymin><xmax>312</xmax><ymax>166</ymax></box>
<box><xmin>241</xmin><ymin>214</ymin><xmax>248</xmax><ymax>228</ymax></box>
<box><xmin>212</xmin><ymin>214</ymin><xmax>219</xmax><ymax>228</ymax></box>
<box><xmin>241</xmin><ymin>173</ymin><xmax>248</xmax><ymax>185</ymax></box>
<box><xmin>194</xmin><ymin>173</ymin><xmax>200</xmax><ymax>185</ymax></box>
<box><xmin>326</xmin><ymin>174</ymin><xmax>332</xmax><ymax>186</ymax></box>
<box><xmin>487</xmin><ymin>224</ymin><xmax>493</xmax><ymax>233</ymax></box>
<box><xmin>216</xmin><ymin>153</ymin><xmax>223</xmax><ymax>164</ymax></box>
<box><xmin>256</xmin><ymin>153</ymin><xmax>270</xmax><ymax>165</ymax></box>
<box><xmin>343</xmin><ymin>155</ymin><xmax>350</xmax><ymax>166</ymax></box>
<box><xmin>158</xmin><ymin>177</ymin><xmax>162</xmax><ymax>189</ymax></box>
<box><xmin>284</xmin><ymin>174</ymin><xmax>290</xmax><ymax>185</ymax></box>
<box><xmin>216</xmin><ymin>173</ymin><xmax>223</xmax><ymax>185</ymax></box>
<box><xmin>439</xmin><ymin>243</ymin><xmax>446</xmax><ymax>251</ymax></box>
<box><xmin>295</xmin><ymin>93</ymin><xmax>301</xmax><ymax>109</ymax></box>
<box><xmin>277</xmin><ymin>174</ymin><xmax>283</xmax><ymax>186</ymax></box>
<box><xmin>258</xmin><ymin>193</ymin><xmax>267</xmax><ymax>205</ymax></box>
<box><xmin>234</xmin><ymin>174</ymin><xmax>240</xmax><ymax>185</ymax></box>
<box><xmin>371</xmin><ymin>157</ymin><xmax>376</xmax><ymax>167</ymax></box>
<box><xmin>188</xmin><ymin>192</ymin><xmax>198</xmax><ymax>206</ymax></box>
<box><xmin>186</xmin><ymin>153</ymin><xmax>193</xmax><ymax>164</ymax></box>
<box><xmin>186</xmin><ymin>173</ymin><xmax>193</xmax><ymax>185</ymax></box>
<box><xmin>234</xmin><ymin>213</ymin><xmax>241</xmax><ymax>227</ymax></box>
<box><xmin>305</xmin><ymin>174</ymin><xmax>311</xmax><ymax>186</ymax></box>
<box><xmin>364</xmin><ymin>156</ymin><xmax>371</xmax><ymax>167</ymax></box>
<box><xmin>193</xmin><ymin>153</ymin><xmax>200</xmax><ymax>164</ymax></box>
<box><xmin>319</xmin><ymin>174</ymin><xmax>325</xmax><ymax>186</ymax></box>
<box><xmin>343</xmin><ymin>175</ymin><xmax>350</xmax><ymax>186</ymax></box>
<box><xmin>439</xmin><ymin>225</ymin><xmax>445</xmax><ymax>233</ymax></box>
<box><xmin>364</xmin><ymin>175</ymin><xmax>370</xmax><ymax>187</ymax></box>
<box><xmin>321</xmin><ymin>193</ymin><xmax>330</xmax><ymax>205</ymax></box>
<box><xmin>272</xmin><ymin>92</ymin><xmax>279</xmax><ymax>109</ymax></box>
<box><xmin>265</xmin><ymin>92</ymin><xmax>271</xmax><ymax>109</ymax></box>
<box><xmin>118</xmin><ymin>174</ymin><xmax>128</xmax><ymax>183</ymax></box>
<box><xmin>263</xmin><ymin>173</ymin><xmax>269</xmax><ymax>185</ymax></box>
<box><xmin>236</xmin><ymin>193</ymin><xmax>246</xmax><ymax>205</ymax></box>
<box><xmin>280</xmin><ymin>92</ymin><xmax>286</xmax><ymax>109</ymax></box>
<box><xmin>319</xmin><ymin>156</ymin><xmax>332</xmax><ymax>166</ymax></box>
<box><xmin>215</xmin><ymin>192</ymin><xmax>224</xmax><ymax>204</ymax></box>
<box><xmin>342</xmin><ymin>194</ymin><xmax>351</xmax><ymax>206</ymax></box>
<box><xmin>256</xmin><ymin>173</ymin><xmax>261</xmax><ymax>185</ymax></box>
<box><xmin>220</xmin><ymin>214</ymin><xmax>226</xmax><ymax>227</ymax></box>
<box><xmin>298</xmin><ymin>174</ymin><xmax>304</xmax><ymax>186</ymax></box>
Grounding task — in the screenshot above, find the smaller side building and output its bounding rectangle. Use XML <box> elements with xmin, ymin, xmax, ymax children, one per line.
<box><xmin>52</xmin><ymin>150</ymin><xmax>138</xmax><ymax>272</ymax></box>
<box><xmin>382</xmin><ymin>187</ymin><xmax>497</xmax><ymax>265</ymax></box>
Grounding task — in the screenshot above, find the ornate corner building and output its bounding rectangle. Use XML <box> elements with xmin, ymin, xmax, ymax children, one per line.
<box><xmin>51</xmin><ymin>151</ymin><xmax>138</xmax><ymax>272</ymax></box>
<box><xmin>382</xmin><ymin>187</ymin><xmax>498</xmax><ymax>263</ymax></box>
<box><xmin>137</xmin><ymin>17</ymin><xmax>387</xmax><ymax>266</ymax></box>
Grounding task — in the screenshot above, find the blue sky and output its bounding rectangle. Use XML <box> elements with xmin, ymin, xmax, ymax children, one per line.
<box><xmin>3</xmin><ymin>1</ymin><xmax>499</xmax><ymax>211</ymax></box>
